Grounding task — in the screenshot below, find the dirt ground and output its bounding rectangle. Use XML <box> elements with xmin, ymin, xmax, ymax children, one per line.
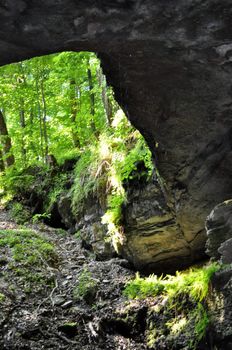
<box><xmin>0</xmin><ymin>210</ymin><xmax>148</xmax><ymax>350</ymax></box>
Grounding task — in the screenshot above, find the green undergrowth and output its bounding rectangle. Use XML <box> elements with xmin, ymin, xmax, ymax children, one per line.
<box><xmin>124</xmin><ymin>263</ymin><xmax>220</xmax><ymax>349</ymax></box>
<box><xmin>0</xmin><ymin>163</ymin><xmax>73</xmax><ymax>225</ymax></box>
<box><xmin>71</xmin><ymin>110</ymin><xmax>153</xmax><ymax>250</ymax></box>
<box><xmin>9</xmin><ymin>202</ymin><xmax>31</xmax><ymax>224</ymax></box>
<box><xmin>124</xmin><ymin>263</ymin><xmax>219</xmax><ymax>301</ymax></box>
<box><xmin>0</xmin><ymin>167</ymin><xmax>35</xmax><ymax>199</ymax></box>
<box><xmin>0</xmin><ymin>292</ymin><xmax>5</xmax><ymax>303</ymax></box>
<box><xmin>44</xmin><ymin>172</ymin><xmax>69</xmax><ymax>213</ymax></box>
<box><xmin>73</xmin><ymin>268</ymin><xmax>99</xmax><ymax>304</ymax></box>
<box><xmin>0</xmin><ymin>229</ymin><xmax>58</xmax><ymax>293</ymax></box>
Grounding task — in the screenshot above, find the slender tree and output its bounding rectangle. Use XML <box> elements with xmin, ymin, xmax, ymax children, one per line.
<box><xmin>69</xmin><ymin>79</ymin><xmax>80</xmax><ymax>148</ymax></box>
<box><xmin>0</xmin><ymin>110</ymin><xmax>14</xmax><ymax>167</ymax></box>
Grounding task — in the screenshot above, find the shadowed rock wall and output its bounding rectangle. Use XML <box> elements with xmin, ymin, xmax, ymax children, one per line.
<box><xmin>1</xmin><ymin>0</ymin><xmax>232</xmax><ymax>269</ymax></box>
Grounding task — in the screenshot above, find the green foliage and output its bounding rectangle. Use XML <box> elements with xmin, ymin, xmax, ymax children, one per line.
<box><xmin>0</xmin><ymin>51</ymin><xmax>153</xmax><ymax>251</ymax></box>
<box><xmin>124</xmin><ymin>263</ymin><xmax>220</xmax><ymax>302</ymax></box>
<box><xmin>0</xmin><ymin>51</ymin><xmax>108</xmax><ymax>168</ymax></box>
<box><xmin>0</xmin><ymin>229</ymin><xmax>57</xmax><ymax>293</ymax></box>
<box><xmin>123</xmin><ymin>272</ymin><xmax>165</xmax><ymax>299</ymax></box>
<box><xmin>73</xmin><ymin>268</ymin><xmax>98</xmax><ymax>304</ymax></box>
<box><xmin>74</xmin><ymin>230</ymin><xmax>81</xmax><ymax>239</ymax></box>
<box><xmin>71</xmin><ymin>149</ymin><xmax>98</xmax><ymax>212</ymax></box>
<box><xmin>0</xmin><ymin>229</ymin><xmax>57</xmax><ymax>265</ymax></box>
<box><xmin>71</xmin><ymin>111</ymin><xmax>153</xmax><ymax>249</ymax></box>
<box><xmin>124</xmin><ymin>263</ymin><xmax>220</xmax><ymax>348</ymax></box>
<box><xmin>32</xmin><ymin>212</ymin><xmax>51</xmax><ymax>224</ymax></box>
<box><xmin>55</xmin><ymin>228</ymin><xmax>67</xmax><ymax>236</ymax></box>
<box><xmin>9</xmin><ymin>202</ymin><xmax>31</xmax><ymax>224</ymax></box>
<box><xmin>0</xmin><ymin>293</ymin><xmax>5</xmax><ymax>303</ymax></box>
<box><xmin>192</xmin><ymin>303</ymin><xmax>209</xmax><ymax>341</ymax></box>
<box><xmin>1</xmin><ymin>167</ymin><xmax>35</xmax><ymax>197</ymax></box>
<box><xmin>45</xmin><ymin>172</ymin><xmax>69</xmax><ymax>212</ymax></box>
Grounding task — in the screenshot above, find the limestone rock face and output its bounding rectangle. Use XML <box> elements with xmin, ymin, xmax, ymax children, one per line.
<box><xmin>57</xmin><ymin>194</ymin><xmax>76</xmax><ymax>229</ymax></box>
<box><xmin>75</xmin><ymin>173</ymin><xmax>206</xmax><ymax>272</ymax></box>
<box><xmin>75</xmin><ymin>197</ymin><xmax>115</xmax><ymax>260</ymax></box>
<box><xmin>218</xmin><ymin>238</ymin><xmax>232</xmax><ymax>264</ymax></box>
<box><xmin>208</xmin><ymin>268</ymin><xmax>232</xmax><ymax>348</ymax></box>
<box><xmin>1</xmin><ymin>1</ymin><xmax>232</xmax><ymax>269</ymax></box>
<box><xmin>122</xmin><ymin>173</ymin><xmax>205</xmax><ymax>273</ymax></box>
<box><xmin>206</xmin><ymin>200</ymin><xmax>232</xmax><ymax>261</ymax></box>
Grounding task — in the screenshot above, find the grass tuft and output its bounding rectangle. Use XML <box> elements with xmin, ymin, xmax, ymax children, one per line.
<box><xmin>124</xmin><ymin>263</ymin><xmax>220</xmax><ymax>348</ymax></box>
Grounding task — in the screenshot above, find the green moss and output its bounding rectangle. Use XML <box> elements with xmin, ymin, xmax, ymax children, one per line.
<box><xmin>124</xmin><ymin>263</ymin><xmax>220</xmax><ymax>302</ymax></box>
<box><xmin>0</xmin><ymin>167</ymin><xmax>35</xmax><ymax>198</ymax></box>
<box><xmin>193</xmin><ymin>303</ymin><xmax>209</xmax><ymax>342</ymax></box>
<box><xmin>32</xmin><ymin>212</ymin><xmax>51</xmax><ymax>224</ymax></box>
<box><xmin>0</xmin><ymin>229</ymin><xmax>57</xmax><ymax>265</ymax></box>
<box><xmin>73</xmin><ymin>268</ymin><xmax>98</xmax><ymax>304</ymax></box>
<box><xmin>71</xmin><ymin>113</ymin><xmax>153</xmax><ymax>249</ymax></box>
<box><xmin>0</xmin><ymin>293</ymin><xmax>5</xmax><ymax>303</ymax></box>
<box><xmin>0</xmin><ymin>229</ymin><xmax>58</xmax><ymax>292</ymax></box>
<box><xmin>45</xmin><ymin>173</ymin><xmax>69</xmax><ymax>212</ymax></box>
<box><xmin>9</xmin><ymin>202</ymin><xmax>31</xmax><ymax>224</ymax></box>
<box><xmin>124</xmin><ymin>263</ymin><xmax>220</xmax><ymax>349</ymax></box>
<box><xmin>123</xmin><ymin>272</ymin><xmax>164</xmax><ymax>299</ymax></box>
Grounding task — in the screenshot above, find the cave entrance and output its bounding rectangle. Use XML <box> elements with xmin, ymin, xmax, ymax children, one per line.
<box><xmin>0</xmin><ymin>51</ymin><xmax>153</xmax><ymax>238</ymax></box>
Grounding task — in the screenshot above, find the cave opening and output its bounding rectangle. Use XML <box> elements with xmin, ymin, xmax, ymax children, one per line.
<box><xmin>0</xmin><ymin>51</ymin><xmax>155</xmax><ymax>258</ymax></box>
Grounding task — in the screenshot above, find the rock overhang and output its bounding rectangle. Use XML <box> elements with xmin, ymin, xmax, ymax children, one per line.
<box><xmin>1</xmin><ymin>0</ymin><xmax>232</xmax><ymax>270</ymax></box>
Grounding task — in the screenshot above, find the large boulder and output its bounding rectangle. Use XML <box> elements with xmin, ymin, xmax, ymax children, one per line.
<box><xmin>122</xmin><ymin>173</ymin><xmax>205</xmax><ymax>273</ymax></box>
<box><xmin>75</xmin><ymin>197</ymin><xmax>116</xmax><ymax>260</ymax></box>
<box><xmin>206</xmin><ymin>200</ymin><xmax>232</xmax><ymax>261</ymax></box>
<box><xmin>208</xmin><ymin>267</ymin><xmax>232</xmax><ymax>349</ymax></box>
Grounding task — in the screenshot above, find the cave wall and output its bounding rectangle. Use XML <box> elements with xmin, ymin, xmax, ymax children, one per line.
<box><xmin>1</xmin><ymin>0</ymin><xmax>232</xmax><ymax>267</ymax></box>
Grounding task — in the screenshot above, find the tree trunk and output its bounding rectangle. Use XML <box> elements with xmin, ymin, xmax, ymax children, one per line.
<box><xmin>0</xmin><ymin>110</ymin><xmax>15</xmax><ymax>167</ymax></box>
<box><xmin>19</xmin><ymin>98</ymin><xmax>26</xmax><ymax>164</ymax></box>
<box><xmin>87</xmin><ymin>61</ymin><xmax>96</xmax><ymax>134</ymax></box>
<box><xmin>36</xmin><ymin>78</ymin><xmax>44</xmax><ymax>161</ymax></box>
<box><xmin>0</xmin><ymin>149</ymin><xmax>5</xmax><ymax>172</ymax></box>
<box><xmin>69</xmin><ymin>79</ymin><xmax>80</xmax><ymax>148</ymax></box>
<box><xmin>28</xmin><ymin>108</ymin><xmax>39</xmax><ymax>158</ymax></box>
<box><xmin>87</xmin><ymin>66</ymin><xmax>95</xmax><ymax>117</ymax></box>
<box><xmin>40</xmin><ymin>79</ymin><xmax>49</xmax><ymax>161</ymax></box>
<box><xmin>18</xmin><ymin>63</ymin><xmax>27</xmax><ymax>164</ymax></box>
<box><xmin>97</xmin><ymin>68</ymin><xmax>113</xmax><ymax>125</ymax></box>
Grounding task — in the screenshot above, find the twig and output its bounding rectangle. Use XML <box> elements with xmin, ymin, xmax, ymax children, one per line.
<box><xmin>36</xmin><ymin>278</ymin><xmax>58</xmax><ymax>312</ymax></box>
<box><xmin>50</xmin><ymin>278</ymin><xmax>58</xmax><ymax>307</ymax></box>
<box><xmin>82</xmin><ymin>319</ymin><xmax>92</xmax><ymax>344</ymax></box>
<box><xmin>54</xmin><ymin>331</ymin><xmax>78</xmax><ymax>344</ymax></box>
<box><xmin>88</xmin><ymin>321</ymin><xmax>98</xmax><ymax>338</ymax></box>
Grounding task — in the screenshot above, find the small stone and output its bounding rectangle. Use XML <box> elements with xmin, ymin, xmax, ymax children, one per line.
<box><xmin>70</xmin><ymin>306</ymin><xmax>87</xmax><ymax>315</ymax></box>
<box><xmin>53</xmin><ymin>296</ymin><xmax>65</xmax><ymax>306</ymax></box>
<box><xmin>62</xmin><ymin>300</ymin><xmax>73</xmax><ymax>309</ymax></box>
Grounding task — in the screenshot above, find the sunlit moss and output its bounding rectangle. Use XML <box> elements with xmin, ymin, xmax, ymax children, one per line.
<box><xmin>124</xmin><ymin>263</ymin><xmax>220</xmax><ymax>302</ymax></box>
<box><xmin>166</xmin><ymin>316</ymin><xmax>187</xmax><ymax>334</ymax></box>
<box><xmin>124</xmin><ymin>263</ymin><xmax>220</xmax><ymax>349</ymax></box>
<box><xmin>0</xmin><ymin>293</ymin><xmax>5</xmax><ymax>303</ymax></box>
<box><xmin>71</xmin><ymin>108</ymin><xmax>153</xmax><ymax>249</ymax></box>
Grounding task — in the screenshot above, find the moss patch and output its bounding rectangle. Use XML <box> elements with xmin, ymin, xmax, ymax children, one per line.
<box><xmin>73</xmin><ymin>268</ymin><xmax>99</xmax><ymax>304</ymax></box>
<box><xmin>124</xmin><ymin>263</ymin><xmax>220</xmax><ymax>349</ymax></box>
<box><xmin>0</xmin><ymin>229</ymin><xmax>58</xmax><ymax>293</ymax></box>
<box><xmin>0</xmin><ymin>292</ymin><xmax>5</xmax><ymax>303</ymax></box>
